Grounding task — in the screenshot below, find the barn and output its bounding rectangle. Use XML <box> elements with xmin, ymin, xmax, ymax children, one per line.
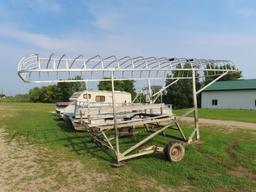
<box><xmin>201</xmin><ymin>79</ymin><xmax>256</xmax><ymax>110</ymax></box>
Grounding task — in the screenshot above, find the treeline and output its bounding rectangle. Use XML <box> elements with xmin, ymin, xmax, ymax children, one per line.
<box><xmin>27</xmin><ymin>77</ymin><xmax>136</xmax><ymax>103</ymax></box>
<box><xmin>29</xmin><ymin>76</ymin><xmax>86</xmax><ymax>103</ymax></box>
<box><xmin>98</xmin><ymin>78</ymin><xmax>136</xmax><ymax>98</ymax></box>
<box><xmin>0</xmin><ymin>94</ymin><xmax>30</xmax><ymax>103</ymax></box>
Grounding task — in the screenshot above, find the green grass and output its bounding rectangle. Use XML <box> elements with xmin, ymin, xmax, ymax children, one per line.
<box><xmin>174</xmin><ymin>108</ymin><xmax>256</xmax><ymax>123</ymax></box>
<box><xmin>0</xmin><ymin>102</ymin><xmax>256</xmax><ymax>192</ymax></box>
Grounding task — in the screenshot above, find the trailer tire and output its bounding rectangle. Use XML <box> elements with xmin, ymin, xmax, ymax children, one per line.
<box><xmin>164</xmin><ymin>141</ymin><xmax>185</xmax><ymax>162</ymax></box>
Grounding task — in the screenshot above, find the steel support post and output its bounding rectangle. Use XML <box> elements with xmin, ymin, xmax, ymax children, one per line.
<box><xmin>189</xmin><ymin>70</ymin><xmax>200</xmax><ymax>143</ymax></box>
<box><xmin>111</xmin><ymin>72</ymin><xmax>120</xmax><ymax>162</ymax></box>
<box><xmin>147</xmin><ymin>79</ymin><xmax>152</xmax><ymax>103</ymax></box>
<box><xmin>85</xmin><ymin>81</ymin><xmax>90</xmax><ymax>112</ymax></box>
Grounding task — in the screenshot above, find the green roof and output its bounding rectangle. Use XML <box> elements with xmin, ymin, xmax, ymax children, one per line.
<box><xmin>204</xmin><ymin>79</ymin><xmax>256</xmax><ymax>91</ymax></box>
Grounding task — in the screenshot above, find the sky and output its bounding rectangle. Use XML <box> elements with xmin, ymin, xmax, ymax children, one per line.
<box><xmin>0</xmin><ymin>0</ymin><xmax>256</xmax><ymax>95</ymax></box>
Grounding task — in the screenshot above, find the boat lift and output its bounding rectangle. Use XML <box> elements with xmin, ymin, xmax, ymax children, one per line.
<box><xmin>18</xmin><ymin>54</ymin><xmax>239</xmax><ymax>166</ymax></box>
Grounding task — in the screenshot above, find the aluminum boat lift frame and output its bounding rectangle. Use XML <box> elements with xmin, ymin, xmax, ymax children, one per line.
<box><xmin>18</xmin><ymin>54</ymin><xmax>239</xmax><ymax>165</ymax></box>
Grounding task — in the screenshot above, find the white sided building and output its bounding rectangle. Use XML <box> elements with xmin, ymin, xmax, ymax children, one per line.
<box><xmin>201</xmin><ymin>79</ymin><xmax>256</xmax><ymax>110</ymax></box>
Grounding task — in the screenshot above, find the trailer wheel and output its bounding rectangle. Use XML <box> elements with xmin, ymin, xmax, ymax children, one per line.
<box><xmin>164</xmin><ymin>141</ymin><xmax>185</xmax><ymax>162</ymax></box>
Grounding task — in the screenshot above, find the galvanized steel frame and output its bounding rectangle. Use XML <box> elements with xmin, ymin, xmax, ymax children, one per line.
<box><xmin>17</xmin><ymin>53</ymin><xmax>239</xmax><ymax>164</ymax></box>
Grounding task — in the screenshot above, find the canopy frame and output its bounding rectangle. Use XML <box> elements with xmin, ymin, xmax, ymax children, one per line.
<box><xmin>18</xmin><ymin>53</ymin><xmax>240</xmax><ymax>165</ymax></box>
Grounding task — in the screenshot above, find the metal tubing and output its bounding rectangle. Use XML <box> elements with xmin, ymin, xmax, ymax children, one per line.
<box><xmin>176</xmin><ymin>108</ymin><xmax>195</xmax><ymax>121</ymax></box>
<box><xmin>122</xmin><ymin>123</ymin><xmax>172</xmax><ymax>156</ymax></box>
<box><xmin>152</xmin><ymin>79</ymin><xmax>179</xmax><ymax>97</ymax></box>
<box><xmin>147</xmin><ymin>79</ymin><xmax>152</xmax><ymax>103</ymax></box>
<box><xmin>119</xmin><ymin>149</ymin><xmax>156</xmax><ymax>161</ymax></box>
<box><xmin>191</xmin><ymin>70</ymin><xmax>200</xmax><ymax>142</ymax></box>
<box><xmin>175</xmin><ymin>121</ymin><xmax>187</xmax><ymax>141</ymax></box>
<box><xmin>19</xmin><ymin>67</ymin><xmax>238</xmax><ymax>73</ymax></box>
<box><xmin>102</xmin><ymin>131</ymin><xmax>114</xmax><ymax>150</ymax></box>
<box><xmin>70</xmin><ymin>55</ymin><xmax>83</xmax><ymax>68</ymax></box>
<box><xmin>57</xmin><ymin>54</ymin><xmax>66</xmax><ymax>69</ymax></box>
<box><xmin>17</xmin><ymin>53</ymin><xmax>240</xmax><ymax>164</ymax></box>
<box><xmin>196</xmin><ymin>71</ymin><xmax>228</xmax><ymax>95</ymax></box>
<box><xmin>152</xmin><ymin>79</ymin><xmax>179</xmax><ymax>103</ymax></box>
<box><xmin>18</xmin><ymin>76</ymin><xmax>193</xmax><ymax>83</ymax></box>
<box><xmin>111</xmin><ymin>72</ymin><xmax>120</xmax><ymax>162</ymax></box>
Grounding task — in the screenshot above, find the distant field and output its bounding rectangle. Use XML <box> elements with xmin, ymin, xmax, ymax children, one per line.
<box><xmin>0</xmin><ymin>102</ymin><xmax>255</xmax><ymax>192</ymax></box>
<box><xmin>174</xmin><ymin>108</ymin><xmax>256</xmax><ymax>123</ymax></box>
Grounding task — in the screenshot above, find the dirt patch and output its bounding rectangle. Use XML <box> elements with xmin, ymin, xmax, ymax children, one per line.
<box><xmin>134</xmin><ymin>176</ymin><xmax>192</xmax><ymax>192</ymax></box>
<box><xmin>0</xmin><ymin>129</ymin><xmax>110</xmax><ymax>191</ymax></box>
<box><xmin>181</xmin><ymin>117</ymin><xmax>256</xmax><ymax>131</ymax></box>
<box><xmin>0</xmin><ymin>128</ymin><xmax>181</xmax><ymax>192</ymax></box>
<box><xmin>226</xmin><ymin>141</ymin><xmax>256</xmax><ymax>180</ymax></box>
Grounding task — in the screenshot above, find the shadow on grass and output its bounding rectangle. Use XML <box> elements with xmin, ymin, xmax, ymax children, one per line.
<box><xmin>53</xmin><ymin>118</ymin><xmax>115</xmax><ymax>162</ymax></box>
<box><xmin>54</xmin><ymin>118</ymin><xmax>170</xmax><ymax>163</ymax></box>
<box><xmin>6</xmin><ymin>113</ymin><xmax>179</xmax><ymax>164</ymax></box>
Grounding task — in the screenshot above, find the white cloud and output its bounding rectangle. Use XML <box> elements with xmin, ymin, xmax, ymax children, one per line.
<box><xmin>176</xmin><ymin>32</ymin><xmax>256</xmax><ymax>79</ymax></box>
<box><xmin>0</xmin><ymin>42</ymin><xmax>35</xmax><ymax>95</ymax></box>
<box><xmin>235</xmin><ymin>7</ymin><xmax>256</xmax><ymax>17</ymax></box>
<box><xmin>0</xmin><ymin>26</ymin><xmax>83</xmax><ymax>51</ymax></box>
<box><xmin>0</xmin><ymin>4</ymin><xmax>7</xmax><ymax>17</ymax></box>
<box><xmin>228</xmin><ymin>0</ymin><xmax>256</xmax><ymax>17</ymax></box>
<box><xmin>86</xmin><ymin>2</ymin><xmax>123</xmax><ymax>30</ymax></box>
<box><xmin>93</xmin><ymin>13</ymin><xmax>121</xmax><ymax>30</ymax></box>
<box><xmin>0</xmin><ymin>24</ymin><xmax>145</xmax><ymax>57</ymax></box>
<box><xmin>190</xmin><ymin>33</ymin><xmax>256</xmax><ymax>47</ymax></box>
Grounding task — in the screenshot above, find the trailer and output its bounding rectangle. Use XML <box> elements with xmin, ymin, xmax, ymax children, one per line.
<box><xmin>60</xmin><ymin>90</ymin><xmax>132</xmax><ymax>130</ymax></box>
<box><xmin>56</xmin><ymin>90</ymin><xmax>131</xmax><ymax>120</ymax></box>
<box><xmin>18</xmin><ymin>54</ymin><xmax>239</xmax><ymax>166</ymax></box>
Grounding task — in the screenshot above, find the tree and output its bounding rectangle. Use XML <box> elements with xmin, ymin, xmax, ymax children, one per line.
<box><xmin>204</xmin><ymin>64</ymin><xmax>242</xmax><ymax>84</ymax></box>
<box><xmin>163</xmin><ymin>63</ymin><xmax>242</xmax><ymax>109</ymax></box>
<box><xmin>29</xmin><ymin>87</ymin><xmax>41</xmax><ymax>102</ymax></box>
<box><xmin>55</xmin><ymin>76</ymin><xmax>86</xmax><ymax>101</ymax></box>
<box><xmin>163</xmin><ymin>63</ymin><xmax>201</xmax><ymax>109</ymax></box>
<box><xmin>98</xmin><ymin>78</ymin><xmax>136</xmax><ymax>98</ymax></box>
<box><xmin>163</xmin><ymin>78</ymin><xmax>195</xmax><ymax>109</ymax></box>
<box><xmin>28</xmin><ymin>76</ymin><xmax>86</xmax><ymax>103</ymax></box>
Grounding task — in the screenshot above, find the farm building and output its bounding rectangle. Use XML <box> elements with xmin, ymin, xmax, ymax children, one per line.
<box><xmin>201</xmin><ymin>79</ymin><xmax>256</xmax><ymax>110</ymax></box>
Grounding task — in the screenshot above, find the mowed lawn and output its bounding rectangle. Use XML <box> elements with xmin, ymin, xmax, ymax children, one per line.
<box><xmin>0</xmin><ymin>102</ymin><xmax>256</xmax><ymax>192</ymax></box>
<box><xmin>174</xmin><ymin>108</ymin><xmax>256</xmax><ymax>123</ymax></box>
